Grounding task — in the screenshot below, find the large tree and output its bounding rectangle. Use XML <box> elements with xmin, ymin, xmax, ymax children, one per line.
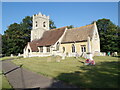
<box><xmin>49</xmin><ymin>19</ymin><xmax>56</xmax><ymax>29</ymax></box>
<box><xmin>93</xmin><ymin>18</ymin><xmax>119</xmax><ymax>53</ymax></box>
<box><xmin>2</xmin><ymin>16</ymin><xmax>56</xmax><ymax>56</ymax></box>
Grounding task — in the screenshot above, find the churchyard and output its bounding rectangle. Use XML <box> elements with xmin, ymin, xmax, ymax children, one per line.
<box><xmin>10</xmin><ymin>56</ymin><xmax>119</xmax><ymax>88</ymax></box>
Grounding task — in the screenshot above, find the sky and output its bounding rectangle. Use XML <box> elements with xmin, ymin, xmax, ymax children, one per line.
<box><xmin>1</xmin><ymin>2</ymin><xmax>118</xmax><ymax>34</ymax></box>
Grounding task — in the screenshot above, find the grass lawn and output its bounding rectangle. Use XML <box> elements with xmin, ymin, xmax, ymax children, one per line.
<box><xmin>12</xmin><ymin>56</ymin><xmax>119</xmax><ymax>88</ymax></box>
<box><xmin>0</xmin><ymin>72</ymin><xmax>12</xmax><ymax>89</ymax></box>
<box><xmin>0</xmin><ymin>56</ymin><xmax>18</xmax><ymax>61</ymax></box>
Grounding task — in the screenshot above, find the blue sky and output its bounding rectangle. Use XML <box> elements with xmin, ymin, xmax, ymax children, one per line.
<box><xmin>2</xmin><ymin>2</ymin><xmax>118</xmax><ymax>34</ymax></box>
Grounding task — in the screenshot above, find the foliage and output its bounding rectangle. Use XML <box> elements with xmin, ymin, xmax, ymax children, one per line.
<box><xmin>12</xmin><ymin>56</ymin><xmax>119</xmax><ymax>88</ymax></box>
<box><xmin>92</xmin><ymin>19</ymin><xmax>119</xmax><ymax>53</ymax></box>
<box><xmin>2</xmin><ymin>16</ymin><xmax>32</xmax><ymax>56</ymax></box>
<box><xmin>67</xmin><ymin>25</ymin><xmax>74</xmax><ymax>29</ymax></box>
<box><xmin>49</xmin><ymin>19</ymin><xmax>56</xmax><ymax>29</ymax></box>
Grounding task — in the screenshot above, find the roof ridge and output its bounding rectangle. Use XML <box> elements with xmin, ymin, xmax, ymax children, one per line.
<box><xmin>68</xmin><ymin>24</ymin><xmax>94</xmax><ymax>30</ymax></box>
<box><xmin>50</xmin><ymin>26</ymin><xmax>67</xmax><ymax>31</ymax></box>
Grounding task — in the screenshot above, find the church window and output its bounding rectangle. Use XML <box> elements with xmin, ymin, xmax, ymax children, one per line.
<box><xmin>72</xmin><ymin>44</ymin><xmax>75</xmax><ymax>53</ymax></box>
<box><xmin>56</xmin><ymin>42</ymin><xmax>60</xmax><ymax>50</ymax></box>
<box><xmin>81</xmin><ymin>45</ymin><xmax>86</xmax><ymax>52</ymax></box>
<box><xmin>28</xmin><ymin>49</ymin><xmax>30</xmax><ymax>53</ymax></box>
<box><xmin>63</xmin><ymin>47</ymin><xmax>65</xmax><ymax>53</ymax></box>
<box><xmin>47</xmin><ymin>46</ymin><xmax>50</xmax><ymax>52</ymax></box>
<box><xmin>40</xmin><ymin>46</ymin><xmax>43</xmax><ymax>52</ymax></box>
<box><xmin>43</xmin><ymin>22</ymin><xmax>46</xmax><ymax>27</ymax></box>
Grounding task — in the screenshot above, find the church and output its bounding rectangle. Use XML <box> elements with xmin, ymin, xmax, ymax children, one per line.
<box><xmin>23</xmin><ymin>13</ymin><xmax>100</xmax><ymax>58</ymax></box>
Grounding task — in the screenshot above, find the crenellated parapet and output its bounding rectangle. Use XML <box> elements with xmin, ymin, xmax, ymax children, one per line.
<box><xmin>33</xmin><ymin>12</ymin><xmax>49</xmax><ymax>19</ymax></box>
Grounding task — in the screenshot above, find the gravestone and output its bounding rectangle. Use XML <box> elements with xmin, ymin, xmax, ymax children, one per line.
<box><xmin>11</xmin><ymin>54</ymin><xmax>13</xmax><ymax>57</ymax></box>
<box><xmin>18</xmin><ymin>53</ymin><xmax>21</xmax><ymax>56</ymax></box>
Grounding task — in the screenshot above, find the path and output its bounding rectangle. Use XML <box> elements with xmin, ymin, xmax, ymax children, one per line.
<box><xmin>2</xmin><ymin>59</ymin><xmax>76</xmax><ymax>89</ymax></box>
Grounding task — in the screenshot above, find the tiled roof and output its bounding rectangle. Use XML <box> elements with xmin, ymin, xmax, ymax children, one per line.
<box><xmin>61</xmin><ymin>24</ymin><xmax>94</xmax><ymax>43</ymax></box>
<box><xmin>29</xmin><ymin>26</ymin><xmax>66</xmax><ymax>51</ymax></box>
<box><xmin>37</xmin><ymin>26</ymin><xmax>66</xmax><ymax>46</ymax></box>
<box><xmin>29</xmin><ymin>42</ymin><xmax>39</xmax><ymax>52</ymax></box>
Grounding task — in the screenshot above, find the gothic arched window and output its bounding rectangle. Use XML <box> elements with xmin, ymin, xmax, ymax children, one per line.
<box><xmin>43</xmin><ymin>22</ymin><xmax>46</xmax><ymax>27</ymax></box>
<box><xmin>28</xmin><ymin>49</ymin><xmax>30</xmax><ymax>53</ymax></box>
<box><xmin>63</xmin><ymin>47</ymin><xmax>65</xmax><ymax>53</ymax></box>
<box><xmin>72</xmin><ymin>44</ymin><xmax>75</xmax><ymax>53</ymax></box>
<box><xmin>56</xmin><ymin>42</ymin><xmax>60</xmax><ymax>50</ymax></box>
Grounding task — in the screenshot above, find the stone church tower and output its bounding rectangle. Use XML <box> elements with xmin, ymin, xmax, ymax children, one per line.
<box><xmin>31</xmin><ymin>12</ymin><xmax>49</xmax><ymax>41</ymax></box>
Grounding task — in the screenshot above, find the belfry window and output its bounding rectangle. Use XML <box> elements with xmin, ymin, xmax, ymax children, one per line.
<box><xmin>36</xmin><ymin>21</ymin><xmax>38</xmax><ymax>27</ymax></box>
<box><xmin>72</xmin><ymin>44</ymin><xmax>75</xmax><ymax>53</ymax></box>
<box><xmin>43</xmin><ymin>22</ymin><xmax>46</xmax><ymax>27</ymax></box>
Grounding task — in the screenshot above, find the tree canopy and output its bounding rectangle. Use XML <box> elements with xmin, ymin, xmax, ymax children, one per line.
<box><xmin>93</xmin><ymin>18</ymin><xmax>119</xmax><ymax>53</ymax></box>
<box><xmin>67</xmin><ymin>25</ymin><xmax>74</xmax><ymax>29</ymax></box>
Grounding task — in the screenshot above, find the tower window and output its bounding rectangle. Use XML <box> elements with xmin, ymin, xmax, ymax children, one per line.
<box><xmin>36</xmin><ymin>21</ymin><xmax>38</xmax><ymax>27</ymax></box>
<box><xmin>43</xmin><ymin>22</ymin><xmax>46</xmax><ymax>27</ymax></box>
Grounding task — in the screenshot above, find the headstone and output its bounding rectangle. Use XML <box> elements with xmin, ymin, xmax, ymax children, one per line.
<box><xmin>11</xmin><ymin>54</ymin><xmax>13</xmax><ymax>57</ymax></box>
<box><xmin>18</xmin><ymin>53</ymin><xmax>20</xmax><ymax>56</ymax></box>
<box><xmin>114</xmin><ymin>52</ymin><xmax>118</xmax><ymax>56</ymax></box>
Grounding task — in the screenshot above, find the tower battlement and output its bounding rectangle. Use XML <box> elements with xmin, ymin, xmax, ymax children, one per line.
<box><xmin>33</xmin><ymin>12</ymin><xmax>49</xmax><ymax>19</ymax></box>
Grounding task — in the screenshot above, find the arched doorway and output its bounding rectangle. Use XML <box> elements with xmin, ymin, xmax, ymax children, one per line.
<box><xmin>28</xmin><ymin>49</ymin><xmax>30</xmax><ymax>57</ymax></box>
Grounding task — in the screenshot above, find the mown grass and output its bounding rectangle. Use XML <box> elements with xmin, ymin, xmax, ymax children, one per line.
<box><xmin>12</xmin><ymin>56</ymin><xmax>119</xmax><ymax>88</ymax></box>
<box><xmin>0</xmin><ymin>56</ymin><xmax>18</xmax><ymax>61</ymax></box>
<box><xmin>0</xmin><ymin>71</ymin><xmax>12</xmax><ymax>89</ymax></box>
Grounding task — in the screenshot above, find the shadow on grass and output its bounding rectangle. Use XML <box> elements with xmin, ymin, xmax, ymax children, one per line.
<box><xmin>50</xmin><ymin>61</ymin><xmax>119</xmax><ymax>88</ymax></box>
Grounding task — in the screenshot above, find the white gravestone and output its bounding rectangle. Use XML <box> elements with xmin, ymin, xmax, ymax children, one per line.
<box><xmin>11</xmin><ymin>54</ymin><xmax>13</xmax><ymax>57</ymax></box>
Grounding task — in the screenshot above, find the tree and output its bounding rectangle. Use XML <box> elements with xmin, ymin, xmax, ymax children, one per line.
<box><xmin>67</xmin><ymin>25</ymin><xmax>74</xmax><ymax>29</ymax></box>
<box><xmin>2</xmin><ymin>16</ymin><xmax>32</xmax><ymax>56</ymax></box>
<box><xmin>93</xmin><ymin>18</ymin><xmax>118</xmax><ymax>53</ymax></box>
<box><xmin>49</xmin><ymin>19</ymin><xmax>56</xmax><ymax>29</ymax></box>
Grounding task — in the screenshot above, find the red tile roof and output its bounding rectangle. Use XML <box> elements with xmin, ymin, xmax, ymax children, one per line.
<box><xmin>29</xmin><ymin>26</ymin><xmax>66</xmax><ymax>52</ymax></box>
